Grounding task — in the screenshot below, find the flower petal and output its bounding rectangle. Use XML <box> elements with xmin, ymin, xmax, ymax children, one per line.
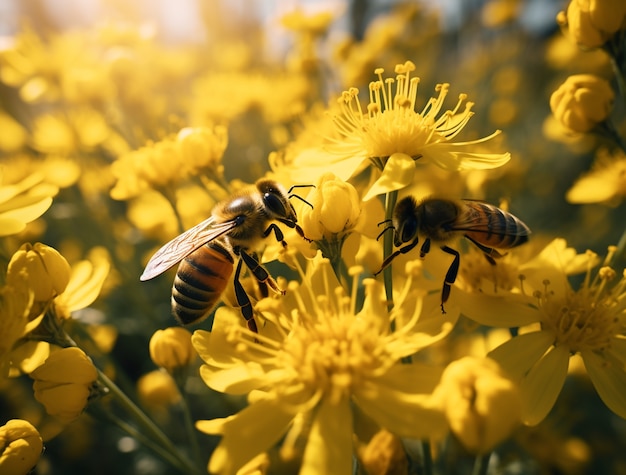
<box><xmin>520</xmin><ymin>345</ymin><xmax>569</xmax><ymax>426</ymax></box>
<box><xmin>199</xmin><ymin>363</ymin><xmax>269</xmax><ymax>394</ymax></box>
<box><xmin>582</xmin><ymin>349</ymin><xmax>626</xmax><ymax>419</ymax></box>
<box><xmin>488</xmin><ymin>331</ymin><xmax>554</xmax><ymax>379</ymax></box>
<box><xmin>354</xmin><ymin>382</ymin><xmax>447</xmax><ymax>439</ymax></box>
<box><xmin>301</xmin><ymin>396</ymin><xmax>353</xmax><ymax>475</ymax></box>
<box><xmin>362</xmin><ymin>153</ymin><xmax>415</xmax><ymax>201</ymax></box>
<box><xmin>201</xmin><ymin>398</ymin><xmax>294</xmax><ymax>475</ymax></box>
<box><xmin>459</xmin><ymin>290</ymin><xmax>540</xmax><ymax>327</ymax></box>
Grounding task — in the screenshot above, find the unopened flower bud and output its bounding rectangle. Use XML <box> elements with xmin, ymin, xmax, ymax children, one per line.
<box><xmin>432</xmin><ymin>356</ymin><xmax>521</xmax><ymax>454</ymax></box>
<box><xmin>557</xmin><ymin>0</ymin><xmax>626</xmax><ymax>48</ymax></box>
<box><xmin>6</xmin><ymin>243</ymin><xmax>71</xmax><ymax>302</ymax></box>
<box><xmin>137</xmin><ymin>370</ymin><xmax>181</xmax><ymax>408</ymax></box>
<box><xmin>30</xmin><ymin>347</ymin><xmax>98</xmax><ymax>423</ymax></box>
<box><xmin>357</xmin><ymin>429</ymin><xmax>408</xmax><ymax>475</ymax></box>
<box><xmin>177</xmin><ymin>126</ymin><xmax>227</xmax><ymax>175</ymax></box>
<box><xmin>0</xmin><ymin>419</ymin><xmax>43</xmax><ymax>475</ymax></box>
<box><xmin>300</xmin><ymin>173</ymin><xmax>361</xmax><ymax>241</ymax></box>
<box><xmin>149</xmin><ymin>327</ymin><xmax>196</xmax><ymax>372</ymax></box>
<box><xmin>550</xmin><ymin>74</ymin><xmax>614</xmax><ymax>133</ymax></box>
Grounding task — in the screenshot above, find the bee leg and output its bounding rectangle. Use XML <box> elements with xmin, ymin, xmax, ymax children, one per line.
<box><xmin>264</xmin><ymin>223</ymin><xmax>286</xmax><ymax>246</ymax></box>
<box><xmin>419</xmin><ymin>238</ymin><xmax>431</xmax><ymax>258</ymax></box>
<box><xmin>239</xmin><ymin>249</ymin><xmax>285</xmax><ymax>296</ymax></box>
<box><xmin>439</xmin><ymin>245</ymin><xmax>461</xmax><ymax>314</ymax></box>
<box><xmin>373</xmin><ymin>236</ymin><xmax>420</xmax><ymax>276</ymax></box>
<box><xmin>233</xmin><ymin>258</ymin><xmax>258</xmax><ymax>333</ymax></box>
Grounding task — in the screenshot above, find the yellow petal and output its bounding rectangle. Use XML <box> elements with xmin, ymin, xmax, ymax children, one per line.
<box><xmin>373</xmin><ymin>362</ymin><xmax>443</xmax><ymax>394</ymax></box>
<box><xmin>0</xmin><ymin>217</ymin><xmax>26</xmax><ymax>236</ymax></box>
<box><xmin>199</xmin><ymin>363</ymin><xmax>268</xmax><ymax>394</ymax></box>
<box><xmin>206</xmin><ymin>398</ymin><xmax>293</xmax><ymax>475</ymax></box>
<box><xmin>582</xmin><ymin>349</ymin><xmax>626</xmax><ymax>420</ymax></box>
<box><xmin>301</xmin><ymin>396</ymin><xmax>353</xmax><ymax>475</ymax></box>
<box><xmin>61</xmin><ymin>251</ymin><xmax>110</xmax><ymax>311</ymax></box>
<box><xmin>488</xmin><ymin>331</ymin><xmax>554</xmax><ymax>380</ymax></box>
<box><xmin>354</xmin><ymin>382</ymin><xmax>447</xmax><ymax>439</ymax></box>
<box><xmin>520</xmin><ymin>344</ymin><xmax>569</xmax><ymax>426</ymax></box>
<box><xmin>363</xmin><ymin>153</ymin><xmax>415</xmax><ymax>201</ymax></box>
<box><xmin>459</xmin><ymin>291</ymin><xmax>540</xmax><ymax>327</ymax></box>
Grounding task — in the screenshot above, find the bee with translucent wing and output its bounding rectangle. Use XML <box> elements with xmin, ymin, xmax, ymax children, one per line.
<box><xmin>140</xmin><ymin>179</ymin><xmax>310</xmax><ymax>332</ymax></box>
<box><xmin>375</xmin><ymin>197</ymin><xmax>531</xmax><ymax>312</ymax></box>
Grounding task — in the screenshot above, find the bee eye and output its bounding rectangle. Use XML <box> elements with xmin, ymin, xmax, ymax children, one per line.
<box><xmin>264</xmin><ymin>191</ymin><xmax>287</xmax><ymax>217</ymax></box>
<box><xmin>400</xmin><ymin>218</ymin><xmax>418</xmax><ymax>243</ymax></box>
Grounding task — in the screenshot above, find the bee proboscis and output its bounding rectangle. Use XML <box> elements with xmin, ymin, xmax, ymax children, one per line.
<box><xmin>375</xmin><ymin>197</ymin><xmax>531</xmax><ymax>312</ymax></box>
<box><xmin>140</xmin><ymin>179</ymin><xmax>310</xmax><ymax>332</ymax></box>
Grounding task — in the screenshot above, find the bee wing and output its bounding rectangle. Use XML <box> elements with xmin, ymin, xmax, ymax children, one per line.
<box><xmin>140</xmin><ymin>216</ymin><xmax>238</xmax><ymax>281</ymax></box>
<box><xmin>452</xmin><ymin>201</ymin><xmax>531</xmax><ymax>236</ymax></box>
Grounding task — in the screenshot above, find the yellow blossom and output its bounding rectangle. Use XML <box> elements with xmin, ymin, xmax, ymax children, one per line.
<box><xmin>292</xmin><ymin>61</ymin><xmax>510</xmax><ymax>200</ymax></box>
<box><xmin>177</xmin><ymin>126</ymin><xmax>228</xmax><ymax>177</ymax></box>
<box><xmin>0</xmin><ymin>286</ymin><xmax>38</xmax><ymax>377</ymax></box>
<box><xmin>557</xmin><ymin>0</ymin><xmax>626</xmax><ymax>48</ymax></box>
<box><xmin>0</xmin><ymin>172</ymin><xmax>56</xmax><ymax>236</ymax></box>
<box><xmin>30</xmin><ymin>347</ymin><xmax>98</xmax><ymax>423</ymax></box>
<box><xmin>550</xmin><ymin>74</ymin><xmax>614</xmax><ymax>133</ymax></box>
<box><xmin>0</xmin><ymin>112</ymin><xmax>27</xmax><ymax>152</ymax></box>
<box><xmin>193</xmin><ymin>254</ymin><xmax>454</xmax><ymax>475</ymax></box>
<box><xmin>432</xmin><ymin>356</ymin><xmax>522</xmax><ymax>453</ymax></box>
<box><xmin>149</xmin><ymin>327</ymin><xmax>196</xmax><ymax>373</ymax></box>
<box><xmin>566</xmin><ymin>148</ymin><xmax>626</xmax><ymax>205</ymax></box>
<box><xmin>0</xmin><ymin>419</ymin><xmax>43</xmax><ymax>475</ymax></box>
<box><xmin>6</xmin><ymin>243</ymin><xmax>71</xmax><ymax>303</ymax></box>
<box><xmin>482</xmin><ymin>246</ymin><xmax>626</xmax><ymax>425</ymax></box>
<box><xmin>137</xmin><ymin>370</ymin><xmax>181</xmax><ymax>409</ymax></box>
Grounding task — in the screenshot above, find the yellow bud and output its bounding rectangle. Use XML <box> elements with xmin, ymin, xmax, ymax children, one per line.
<box><xmin>0</xmin><ymin>419</ymin><xmax>43</xmax><ymax>475</ymax></box>
<box><xmin>149</xmin><ymin>327</ymin><xmax>196</xmax><ymax>372</ymax></box>
<box><xmin>357</xmin><ymin>429</ymin><xmax>408</xmax><ymax>475</ymax></box>
<box><xmin>300</xmin><ymin>173</ymin><xmax>361</xmax><ymax>241</ymax></box>
<box><xmin>550</xmin><ymin>74</ymin><xmax>614</xmax><ymax>133</ymax></box>
<box><xmin>177</xmin><ymin>126</ymin><xmax>227</xmax><ymax>174</ymax></box>
<box><xmin>432</xmin><ymin>357</ymin><xmax>521</xmax><ymax>454</ymax></box>
<box><xmin>6</xmin><ymin>243</ymin><xmax>71</xmax><ymax>302</ymax></box>
<box><xmin>557</xmin><ymin>0</ymin><xmax>626</xmax><ymax>48</ymax></box>
<box><xmin>30</xmin><ymin>347</ymin><xmax>98</xmax><ymax>423</ymax></box>
<box><xmin>137</xmin><ymin>370</ymin><xmax>181</xmax><ymax>408</ymax></box>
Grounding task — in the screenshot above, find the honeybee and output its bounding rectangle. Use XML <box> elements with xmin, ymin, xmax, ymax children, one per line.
<box><xmin>140</xmin><ymin>179</ymin><xmax>310</xmax><ymax>332</ymax></box>
<box><xmin>375</xmin><ymin>197</ymin><xmax>531</xmax><ymax>312</ymax></box>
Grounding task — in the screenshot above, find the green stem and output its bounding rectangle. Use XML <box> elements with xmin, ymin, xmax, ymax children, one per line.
<box><xmin>383</xmin><ymin>190</ymin><xmax>399</xmax><ymax>327</ymax></box>
<box><xmin>421</xmin><ymin>440</ymin><xmax>433</xmax><ymax>475</ymax></box>
<box><xmin>97</xmin><ymin>369</ymin><xmax>202</xmax><ymax>475</ymax></box>
<box><xmin>471</xmin><ymin>452</ymin><xmax>492</xmax><ymax>475</ymax></box>
<box><xmin>174</xmin><ymin>372</ymin><xmax>204</xmax><ymax>470</ymax></box>
<box><xmin>160</xmin><ymin>186</ymin><xmax>186</xmax><ymax>233</ymax></box>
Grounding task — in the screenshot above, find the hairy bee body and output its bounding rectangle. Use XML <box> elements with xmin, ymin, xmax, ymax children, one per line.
<box><xmin>378</xmin><ymin>196</ymin><xmax>531</xmax><ymax>312</ymax></box>
<box><xmin>141</xmin><ymin>179</ymin><xmax>308</xmax><ymax>331</ymax></box>
<box><xmin>171</xmin><ymin>241</ymin><xmax>234</xmax><ymax>325</ymax></box>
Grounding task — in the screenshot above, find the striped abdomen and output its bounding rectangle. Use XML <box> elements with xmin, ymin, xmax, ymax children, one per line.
<box><xmin>461</xmin><ymin>202</ymin><xmax>530</xmax><ymax>249</ymax></box>
<box><xmin>171</xmin><ymin>241</ymin><xmax>234</xmax><ymax>325</ymax></box>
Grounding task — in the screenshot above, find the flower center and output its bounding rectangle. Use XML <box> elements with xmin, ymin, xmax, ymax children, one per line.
<box><xmin>537</xmin><ymin>266</ymin><xmax>626</xmax><ymax>353</ymax></box>
<box><xmin>458</xmin><ymin>250</ymin><xmax>521</xmax><ymax>293</ymax></box>
<box><xmin>330</xmin><ymin>61</ymin><xmax>475</xmax><ymax>164</ymax></box>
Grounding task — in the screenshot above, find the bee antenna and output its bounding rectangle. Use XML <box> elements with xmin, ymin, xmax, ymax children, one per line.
<box><xmin>377</xmin><ymin>218</ymin><xmax>392</xmax><ymax>227</ymax></box>
<box><xmin>376</xmin><ymin>225</ymin><xmax>394</xmax><ymax>241</ymax></box>
<box><xmin>288</xmin><ymin>184</ymin><xmax>315</xmax><ymax>194</ymax></box>
<box><xmin>289</xmin><ymin>193</ymin><xmax>314</xmax><ymax>210</ymax></box>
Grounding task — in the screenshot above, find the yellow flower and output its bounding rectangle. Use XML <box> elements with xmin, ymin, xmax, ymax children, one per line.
<box><xmin>0</xmin><ymin>419</ymin><xmax>43</xmax><ymax>475</ymax></box>
<box><xmin>432</xmin><ymin>357</ymin><xmax>521</xmax><ymax>454</ymax></box>
<box><xmin>550</xmin><ymin>74</ymin><xmax>614</xmax><ymax>133</ymax></box>
<box><xmin>557</xmin><ymin>0</ymin><xmax>626</xmax><ymax>48</ymax></box>
<box><xmin>0</xmin><ymin>285</ymin><xmax>38</xmax><ymax>376</ymax></box>
<box><xmin>566</xmin><ymin>148</ymin><xmax>626</xmax><ymax>205</ymax></box>
<box><xmin>0</xmin><ymin>172</ymin><xmax>56</xmax><ymax>236</ymax></box>
<box><xmin>54</xmin><ymin>246</ymin><xmax>111</xmax><ymax>320</ymax></box>
<box><xmin>177</xmin><ymin>126</ymin><xmax>228</xmax><ymax>177</ymax></box>
<box><xmin>149</xmin><ymin>327</ymin><xmax>196</xmax><ymax>373</ymax></box>
<box><xmin>483</xmin><ymin>246</ymin><xmax>626</xmax><ymax>425</ymax></box>
<box><xmin>193</xmin><ymin>254</ymin><xmax>454</xmax><ymax>475</ymax></box>
<box><xmin>6</xmin><ymin>243</ymin><xmax>71</xmax><ymax>303</ymax></box>
<box><xmin>30</xmin><ymin>347</ymin><xmax>98</xmax><ymax>423</ymax></box>
<box><xmin>457</xmin><ymin>238</ymin><xmax>593</xmax><ymax>327</ymax></box>
<box><xmin>292</xmin><ymin>61</ymin><xmax>510</xmax><ymax>200</ymax></box>
<box><xmin>137</xmin><ymin>370</ymin><xmax>181</xmax><ymax>409</ymax></box>
<box><xmin>0</xmin><ymin>112</ymin><xmax>27</xmax><ymax>152</ymax></box>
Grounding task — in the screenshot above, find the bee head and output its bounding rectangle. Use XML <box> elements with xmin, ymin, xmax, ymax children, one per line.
<box><xmin>393</xmin><ymin>196</ymin><xmax>420</xmax><ymax>246</ymax></box>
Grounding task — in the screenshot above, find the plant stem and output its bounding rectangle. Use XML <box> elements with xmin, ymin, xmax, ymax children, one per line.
<box><xmin>97</xmin><ymin>369</ymin><xmax>202</xmax><ymax>475</ymax></box>
<box><xmin>471</xmin><ymin>452</ymin><xmax>491</xmax><ymax>475</ymax></box>
<box><xmin>421</xmin><ymin>440</ymin><xmax>433</xmax><ymax>475</ymax></box>
<box><xmin>175</xmin><ymin>374</ymin><xmax>204</xmax><ymax>471</ymax></box>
